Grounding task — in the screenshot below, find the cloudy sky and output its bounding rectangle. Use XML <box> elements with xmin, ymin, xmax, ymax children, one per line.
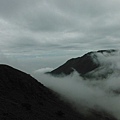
<box><xmin>0</xmin><ymin>0</ymin><xmax>120</xmax><ymax>72</ymax></box>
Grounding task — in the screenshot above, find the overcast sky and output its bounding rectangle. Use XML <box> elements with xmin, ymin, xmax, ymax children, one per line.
<box><xmin>0</xmin><ymin>0</ymin><xmax>120</xmax><ymax>72</ymax></box>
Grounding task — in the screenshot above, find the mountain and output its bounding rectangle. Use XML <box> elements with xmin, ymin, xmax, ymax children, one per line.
<box><xmin>49</xmin><ymin>49</ymin><xmax>118</xmax><ymax>78</ymax></box>
<box><xmin>0</xmin><ymin>64</ymin><xmax>117</xmax><ymax>120</ymax></box>
<box><xmin>0</xmin><ymin>64</ymin><xmax>84</xmax><ymax>120</ymax></box>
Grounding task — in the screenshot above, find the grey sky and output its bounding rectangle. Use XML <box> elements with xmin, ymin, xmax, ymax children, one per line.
<box><xmin>0</xmin><ymin>0</ymin><xmax>120</xmax><ymax>71</ymax></box>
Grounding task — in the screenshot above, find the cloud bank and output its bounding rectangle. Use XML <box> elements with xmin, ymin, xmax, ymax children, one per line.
<box><xmin>32</xmin><ymin>51</ymin><xmax>120</xmax><ymax>119</ymax></box>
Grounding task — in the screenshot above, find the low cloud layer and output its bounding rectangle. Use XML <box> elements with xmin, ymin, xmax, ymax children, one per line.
<box><xmin>33</xmin><ymin>70</ymin><xmax>120</xmax><ymax>119</ymax></box>
<box><xmin>32</xmin><ymin>52</ymin><xmax>120</xmax><ymax>119</ymax></box>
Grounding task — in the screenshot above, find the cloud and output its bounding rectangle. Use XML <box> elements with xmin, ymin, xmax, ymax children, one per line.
<box><xmin>0</xmin><ymin>1</ymin><xmax>120</xmax><ymax>118</ymax></box>
<box><xmin>34</xmin><ymin>67</ymin><xmax>54</xmax><ymax>73</ymax></box>
<box><xmin>32</xmin><ymin>70</ymin><xmax>120</xmax><ymax>119</ymax></box>
<box><xmin>32</xmin><ymin>52</ymin><xmax>120</xmax><ymax>119</ymax></box>
<box><xmin>0</xmin><ymin>0</ymin><xmax>120</xmax><ymax>69</ymax></box>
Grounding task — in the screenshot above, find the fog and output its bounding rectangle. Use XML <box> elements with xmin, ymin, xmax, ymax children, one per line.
<box><xmin>32</xmin><ymin>51</ymin><xmax>120</xmax><ymax>119</ymax></box>
<box><xmin>1</xmin><ymin>49</ymin><xmax>120</xmax><ymax>119</ymax></box>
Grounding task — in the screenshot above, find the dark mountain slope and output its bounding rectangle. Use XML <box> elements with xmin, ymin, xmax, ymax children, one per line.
<box><xmin>0</xmin><ymin>64</ymin><xmax>84</xmax><ymax>120</ymax></box>
<box><xmin>0</xmin><ymin>64</ymin><xmax>117</xmax><ymax>120</ymax></box>
<box><xmin>50</xmin><ymin>49</ymin><xmax>117</xmax><ymax>76</ymax></box>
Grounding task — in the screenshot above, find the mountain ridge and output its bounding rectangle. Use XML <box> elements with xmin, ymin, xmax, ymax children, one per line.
<box><xmin>0</xmin><ymin>64</ymin><xmax>84</xmax><ymax>120</ymax></box>
<box><xmin>49</xmin><ymin>49</ymin><xmax>118</xmax><ymax>77</ymax></box>
<box><xmin>0</xmin><ymin>64</ymin><xmax>117</xmax><ymax>120</ymax></box>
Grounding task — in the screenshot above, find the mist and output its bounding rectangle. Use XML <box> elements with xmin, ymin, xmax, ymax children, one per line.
<box><xmin>32</xmin><ymin>51</ymin><xmax>120</xmax><ymax>119</ymax></box>
<box><xmin>1</xmin><ymin>48</ymin><xmax>120</xmax><ymax>119</ymax></box>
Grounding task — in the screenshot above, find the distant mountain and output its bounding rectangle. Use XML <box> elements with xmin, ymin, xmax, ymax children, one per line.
<box><xmin>49</xmin><ymin>49</ymin><xmax>118</xmax><ymax>78</ymax></box>
<box><xmin>0</xmin><ymin>64</ymin><xmax>116</xmax><ymax>120</ymax></box>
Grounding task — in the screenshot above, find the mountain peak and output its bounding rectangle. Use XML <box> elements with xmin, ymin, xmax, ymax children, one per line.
<box><xmin>49</xmin><ymin>49</ymin><xmax>118</xmax><ymax>76</ymax></box>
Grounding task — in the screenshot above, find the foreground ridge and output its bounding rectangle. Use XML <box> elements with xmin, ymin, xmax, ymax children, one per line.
<box><xmin>0</xmin><ymin>64</ymin><xmax>117</xmax><ymax>120</ymax></box>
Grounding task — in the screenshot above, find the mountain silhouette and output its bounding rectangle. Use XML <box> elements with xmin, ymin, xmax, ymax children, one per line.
<box><xmin>0</xmin><ymin>64</ymin><xmax>117</xmax><ymax>120</ymax></box>
<box><xmin>0</xmin><ymin>64</ymin><xmax>85</xmax><ymax>120</ymax></box>
<box><xmin>50</xmin><ymin>49</ymin><xmax>117</xmax><ymax>78</ymax></box>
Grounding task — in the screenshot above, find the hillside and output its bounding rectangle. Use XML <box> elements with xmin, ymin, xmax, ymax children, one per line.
<box><xmin>50</xmin><ymin>49</ymin><xmax>117</xmax><ymax>78</ymax></box>
<box><xmin>0</xmin><ymin>64</ymin><xmax>84</xmax><ymax>120</ymax></box>
<box><xmin>0</xmin><ymin>64</ymin><xmax>117</xmax><ymax>120</ymax></box>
